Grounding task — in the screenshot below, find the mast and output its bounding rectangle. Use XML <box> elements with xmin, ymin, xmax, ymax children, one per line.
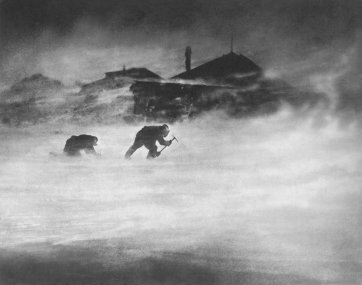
<box><xmin>230</xmin><ymin>33</ymin><xmax>234</xmax><ymax>53</ymax></box>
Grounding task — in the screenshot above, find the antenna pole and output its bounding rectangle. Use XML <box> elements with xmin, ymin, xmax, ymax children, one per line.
<box><xmin>230</xmin><ymin>33</ymin><xmax>234</xmax><ymax>53</ymax></box>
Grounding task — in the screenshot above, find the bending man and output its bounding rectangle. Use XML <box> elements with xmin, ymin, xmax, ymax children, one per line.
<box><xmin>125</xmin><ymin>124</ymin><xmax>172</xmax><ymax>159</ymax></box>
<box><xmin>63</xmin><ymin>134</ymin><xmax>99</xmax><ymax>156</ymax></box>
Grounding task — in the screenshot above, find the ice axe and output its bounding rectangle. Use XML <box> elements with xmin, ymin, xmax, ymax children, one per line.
<box><xmin>159</xmin><ymin>136</ymin><xmax>178</xmax><ymax>154</ymax></box>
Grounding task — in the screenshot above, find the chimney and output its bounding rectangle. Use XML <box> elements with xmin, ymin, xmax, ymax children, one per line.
<box><xmin>185</xmin><ymin>46</ymin><xmax>192</xmax><ymax>73</ymax></box>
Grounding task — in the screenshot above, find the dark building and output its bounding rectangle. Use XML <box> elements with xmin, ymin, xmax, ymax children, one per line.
<box><xmin>130</xmin><ymin>49</ymin><xmax>281</xmax><ymax>121</ymax></box>
<box><xmin>129</xmin><ymin>47</ymin><xmax>321</xmax><ymax>122</ymax></box>
<box><xmin>80</xmin><ymin>67</ymin><xmax>162</xmax><ymax>95</ymax></box>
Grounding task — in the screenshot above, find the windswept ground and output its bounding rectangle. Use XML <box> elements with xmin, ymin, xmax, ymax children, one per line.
<box><xmin>0</xmin><ymin>107</ymin><xmax>361</xmax><ymax>284</ymax></box>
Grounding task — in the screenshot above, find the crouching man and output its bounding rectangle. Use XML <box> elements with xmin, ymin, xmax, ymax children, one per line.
<box><xmin>63</xmin><ymin>134</ymin><xmax>99</xmax><ymax>156</ymax></box>
<box><xmin>125</xmin><ymin>124</ymin><xmax>172</xmax><ymax>159</ymax></box>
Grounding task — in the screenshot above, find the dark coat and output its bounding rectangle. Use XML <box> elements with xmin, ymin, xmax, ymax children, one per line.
<box><xmin>63</xmin><ymin>134</ymin><xmax>98</xmax><ymax>156</ymax></box>
<box><xmin>135</xmin><ymin>126</ymin><xmax>168</xmax><ymax>146</ymax></box>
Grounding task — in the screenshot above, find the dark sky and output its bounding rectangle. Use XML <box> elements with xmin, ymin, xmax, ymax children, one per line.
<box><xmin>1</xmin><ymin>0</ymin><xmax>360</xmax><ymax>39</ymax></box>
<box><xmin>0</xmin><ymin>0</ymin><xmax>361</xmax><ymax>84</ymax></box>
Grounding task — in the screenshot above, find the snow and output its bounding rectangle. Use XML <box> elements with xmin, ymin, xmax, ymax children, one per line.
<box><xmin>0</xmin><ymin>107</ymin><xmax>361</xmax><ymax>284</ymax></box>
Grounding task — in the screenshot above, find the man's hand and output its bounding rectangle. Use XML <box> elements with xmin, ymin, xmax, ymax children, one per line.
<box><xmin>155</xmin><ymin>151</ymin><xmax>161</xmax><ymax>157</ymax></box>
<box><xmin>165</xmin><ymin>140</ymin><xmax>172</xmax><ymax>146</ymax></box>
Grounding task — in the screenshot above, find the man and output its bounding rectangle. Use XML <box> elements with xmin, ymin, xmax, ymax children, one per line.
<box><xmin>63</xmin><ymin>134</ymin><xmax>99</xmax><ymax>156</ymax></box>
<box><xmin>125</xmin><ymin>124</ymin><xmax>172</xmax><ymax>159</ymax></box>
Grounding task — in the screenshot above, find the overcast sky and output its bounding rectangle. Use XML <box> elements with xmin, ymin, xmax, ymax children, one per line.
<box><xmin>0</xmin><ymin>0</ymin><xmax>361</xmax><ymax>84</ymax></box>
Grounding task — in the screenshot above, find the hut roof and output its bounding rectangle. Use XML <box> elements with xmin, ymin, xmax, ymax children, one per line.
<box><xmin>105</xmin><ymin>68</ymin><xmax>162</xmax><ymax>79</ymax></box>
<box><xmin>172</xmin><ymin>52</ymin><xmax>262</xmax><ymax>81</ymax></box>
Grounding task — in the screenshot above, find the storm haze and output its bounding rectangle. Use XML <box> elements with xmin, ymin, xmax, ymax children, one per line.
<box><xmin>0</xmin><ymin>1</ymin><xmax>361</xmax><ymax>284</ymax></box>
